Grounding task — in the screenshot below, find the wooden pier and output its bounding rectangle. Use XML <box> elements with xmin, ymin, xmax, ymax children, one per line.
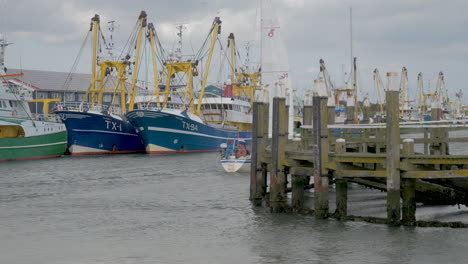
<box><xmin>249</xmin><ymin>88</ymin><xmax>468</xmax><ymax>227</ymax></box>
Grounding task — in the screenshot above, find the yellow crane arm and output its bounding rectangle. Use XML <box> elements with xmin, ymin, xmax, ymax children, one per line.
<box><xmin>195</xmin><ymin>17</ymin><xmax>222</xmax><ymax>116</ymax></box>
<box><xmin>128</xmin><ymin>11</ymin><xmax>147</xmax><ymax>112</ymax></box>
<box><xmin>148</xmin><ymin>23</ymin><xmax>161</xmax><ymax>107</ymax></box>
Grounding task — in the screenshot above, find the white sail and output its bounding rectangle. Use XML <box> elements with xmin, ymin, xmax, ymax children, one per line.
<box><xmin>259</xmin><ymin>0</ymin><xmax>294</xmax><ymax>138</ymax></box>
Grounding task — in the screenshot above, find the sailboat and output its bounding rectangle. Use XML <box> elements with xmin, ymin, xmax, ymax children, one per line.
<box><xmin>258</xmin><ymin>0</ymin><xmax>295</xmax><ymax>137</ymax></box>
<box><xmin>0</xmin><ymin>35</ymin><xmax>67</xmax><ymax>161</ymax></box>
<box><xmin>126</xmin><ymin>18</ymin><xmax>253</xmax><ymax>153</ymax></box>
<box><xmin>56</xmin><ymin>12</ymin><xmax>146</xmax><ymax>155</ymax></box>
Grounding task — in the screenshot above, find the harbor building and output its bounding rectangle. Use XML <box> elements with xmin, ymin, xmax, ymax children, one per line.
<box><xmin>7</xmin><ymin>68</ymin><xmax>149</xmax><ymax>104</ymax></box>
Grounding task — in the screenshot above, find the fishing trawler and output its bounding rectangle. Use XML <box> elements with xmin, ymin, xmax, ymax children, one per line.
<box><xmin>0</xmin><ymin>35</ymin><xmax>67</xmax><ymax>161</ymax></box>
<box><xmin>56</xmin><ymin>12</ymin><xmax>146</xmax><ymax>155</ymax></box>
<box><xmin>126</xmin><ymin>18</ymin><xmax>254</xmax><ymax>153</ymax></box>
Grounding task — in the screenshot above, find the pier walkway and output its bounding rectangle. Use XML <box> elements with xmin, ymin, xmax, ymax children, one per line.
<box><xmin>250</xmin><ymin>91</ymin><xmax>468</xmax><ymax>227</ymax></box>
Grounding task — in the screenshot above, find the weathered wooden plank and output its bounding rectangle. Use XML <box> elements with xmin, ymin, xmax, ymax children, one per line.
<box><xmin>332</xmin><ymin>155</ymin><xmax>386</xmax><ymax>164</ymax></box>
<box><xmin>334</xmin><ymin>170</ymin><xmax>387</xmax><ymax>178</ymax></box>
<box><xmin>290</xmin><ymin>166</ymin><xmax>314</xmax><ymax>176</ymax></box>
<box><xmin>286</xmin><ymin>150</ymin><xmax>316</xmax><ymax>162</ymax></box>
<box><xmin>405</xmin><ymin>157</ymin><xmax>468</xmax><ymax>165</ymax></box>
<box><xmin>403</xmin><ymin>170</ymin><xmax>468</xmax><ymax>179</ymax></box>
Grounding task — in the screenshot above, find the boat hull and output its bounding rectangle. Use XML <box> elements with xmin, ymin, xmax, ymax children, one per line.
<box><xmin>0</xmin><ymin>131</ymin><xmax>67</xmax><ymax>161</ymax></box>
<box><xmin>220</xmin><ymin>158</ymin><xmax>251</xmax><ymax>173</ymax></box>
<box><xmin>57</xmin><ymin>111</ymin><xmax>144</xmax><ymax>155</ymax></box>
<box><xmin>126</xmin><ymin>110</ymin><xmax>251</xmax><ymax>154</ymax></box>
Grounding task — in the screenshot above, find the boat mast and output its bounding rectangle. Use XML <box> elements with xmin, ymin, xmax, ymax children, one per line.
<box><xmin>89</xmin><ymin>14</ymin><xmax>100</xmax><ymax>110</ymax></box>
<box><xmin>195</xmin><ymin>17</ymin><xmax>222</xmax><ymax>116</ymax></box>
<box><xmin>128</xmin><ymin>11</ymin><xmax>148</xmax><ymax>112</ymax></box>
<box><xmin>147</xmin><ymin>23</ymin><xmax>161</xmax><ymax>107</ymax></box>
<box><xmin>353</xmin><ymin>57</ymin><xmax>358</xmax><ymax>122</ymax></box>
<box><xmin>228</xmin><ymin>33</ymin><xmax>236</xmax><ymax>83</ymax></box>
<box><xmin>350</xmin><ymin>6</ymin><xmax>353</xmax><ymax>74</ymax></box>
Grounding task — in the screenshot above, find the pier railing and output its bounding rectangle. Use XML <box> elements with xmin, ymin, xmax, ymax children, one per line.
<box><xmin>250</xmin><ymin>92</ymin><xmax>468</xmax><ymax>227</ymax></box>
<box><xmin>57</xmin><ymin>102</ymin><xmax>123</xmax><ymax>116</ymax></box>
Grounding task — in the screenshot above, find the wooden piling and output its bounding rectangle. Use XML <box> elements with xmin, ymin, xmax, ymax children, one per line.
<box><xmin>303</xmin><ymin>105</ymin><xmax>313</xmax><ymax>126</ymax></box>
<box><xmin>290</xmin><ymin>167</ymin><xmax>308</xmax><ymax>212</ymax></box>
<box><xmin>402</xmin><ymin>139</ymin><xmax>416</xmax><ymax>226</ymax></box>
<box><xmin>269</xmin><ymin>97</ymin><xmax>288</xmax><ymax>212</ymax></box>
<box><xmin>385</xmin><ymin>74</ymin><xmax>401</xmax><ymax>225</ymax></box>
<box><xmin>335</xmin><ymin>138</ymin><xmax>348</xmax><ymax>220</ymax></box>
<box><xmin>430</xmin><ymin>105</ymin><xmax>442</xmax><ymax>156</ymax></box>
<box><xmin>313</xmin><ymin>96</ymin><xmax>329</xmax><ymax>218</ymax></box>
<box><xmin>301</xmin><ymin>105</ymin><xmax>313</xmax><ymax>150</ymax></box>
<box><xmin>327</xmin><ymin>105</ymin><xmax>335</xmax><ymax>126</ymax></box>
<box><xmin>250</xmin><ymin>102</ymin><xmax>269</xmax><ymax>205</ymax></box>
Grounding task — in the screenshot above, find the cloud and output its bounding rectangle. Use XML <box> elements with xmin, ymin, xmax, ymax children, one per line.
<box><xmin>1</xmin><ymin>0</ymin><xmax>468</xmax><ymax>102</ymax></box>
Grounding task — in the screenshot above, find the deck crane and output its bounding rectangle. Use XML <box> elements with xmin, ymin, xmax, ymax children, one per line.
<box><xmin>318</xmin><ymin>59</ymin><xmax>333</xmax><ymax>98</ymax></box>
<box><xmin>417</xmin><ymin>72</ymin><xmax>425</xmax><ymax>115</ymax></box>
<box><xmin>455</xmin><ymin>89</ymin><xmax>463</xmax><ymax>118</ymax></box>
<box><xmin>229</xmin><ymin>33</ymin><xmax>260</xmax><ymax>105</ymax></box>
<box><xmin>318</xmin><ymin>59</ymin><xmax>349</xmax><ymax>106</ymax></box>
<box><xmin>147</xmin><ymin>22</ymin><xmax>162</xmax><ymax>107</ymax></box>
<box><xmin>435</xmin><ymin>71</ymin><xmax>447</xmax><ymax>108</ymax></box>
<box><xmin>373</xmin><ymin>68</ymin><xmax>385</xmax><ymax>116</ymax></box>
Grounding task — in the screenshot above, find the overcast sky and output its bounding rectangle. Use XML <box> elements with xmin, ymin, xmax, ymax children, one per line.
<box><xmin>1</xmin><ymin>0</ymin><xmax>468</xmax><ymax>104</ymax></box>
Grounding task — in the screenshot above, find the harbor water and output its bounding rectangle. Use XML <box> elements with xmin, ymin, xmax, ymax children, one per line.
<box><xmin>1</xmin><ymin>151</ymin><xmax>468</xmax><ymax>264</ymax></box>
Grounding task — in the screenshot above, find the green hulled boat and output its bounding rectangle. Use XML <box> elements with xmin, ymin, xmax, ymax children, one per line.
<box><xmin>0</xmin><ymin>35</ymin><xmax>67</xmax><ymax>162</ymax></box>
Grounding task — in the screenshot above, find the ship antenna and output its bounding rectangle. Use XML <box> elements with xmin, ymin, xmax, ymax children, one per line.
<box><xmin>174</xmin><ymin>24</ymin><xmax>187</xmax><ymax>62</ymax></box>
<box><xmin>107</xmin><ymin>20</ymin><xmax>115</xmax><ymax>58</ymax></box>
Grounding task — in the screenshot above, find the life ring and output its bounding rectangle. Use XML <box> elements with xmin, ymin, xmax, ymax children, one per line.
<box><xmin>237</xmin><ymin>148</ymin><xmax>247</xmax><ymax>157</ymax></box>
<box><xmin>11</xmin><ymin>109</ymin><xmax>17</xmax><ymax>116</ymax></box>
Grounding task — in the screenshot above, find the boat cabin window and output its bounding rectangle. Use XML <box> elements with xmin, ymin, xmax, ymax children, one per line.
<box><xmin>103</xmin><ymin>94</ymin><xmax>112</xmax><ymax>103</ymax></box>
<box><xmin>229</xmin><ymin>105</ymin><xmax>232</xmax><ymax>110</ymax></box>
<box><xmin>64</xmin><ymin>93</ymin><xmax>75</xmax><ymax>102</ymax></box>
<box><xmin>9</xmin><ymin>101</ymin><xmax>13</xmax><ymax>107</ymax></box>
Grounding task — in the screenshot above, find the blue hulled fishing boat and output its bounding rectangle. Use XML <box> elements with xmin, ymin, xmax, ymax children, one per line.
<box><xmin>126</xmin><ymin>19</ymin><xmax>256</xmax><ymax>154</ymax></box>
<box><xmin>56</xmin><ymin>12</ymin><xmax>147</xmax><ymax>155</ymax></box>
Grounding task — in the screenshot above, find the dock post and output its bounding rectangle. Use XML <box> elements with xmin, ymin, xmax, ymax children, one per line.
<box><xmin>291</xmin><ymin>172</ymin><xmax>307</xmax><ymax>211</ymax></box>
<box><xmin>430</xmin><ymin>102</ymin><xmax>442</xmax><ymax>156</ymax></box>
<box><xmin>402</xmin><ymin>139</ymin><xmax>416</xmax><ymax>226</ymax></box>
<box><xmin>424</xmin><ymin>128</ymin><xmax>429</xmax><ymax>155</ymax></box>
<box><xmin>313</xmin><ymin>96</ymin><xmax>329</xmax><ymax>218</ymax></box>
<box><xmin>430</xmin><ymin>101</ymin><xmax>449</xmax><ymax>156</ymax></box>
<box><xmin>302</xmin><ymin>103</ymin><xmax>313</xmax><ymax>150</ymax></box>
<box><xmin>327</xmin><ymin>103</ymin><xmax>335</xmax><ymax>126</ymax></box>
<box><xmin>335</xmin><ymin>138</ymin><xmax>348</xmax><ymax>220</ymax></box>
<box><xmin>269</xmin><ymin>97</ymin><xmax>288</xmax><ymax>212</ymax></box>
<box><xmin>250</xmin><ymin>102</ymin><xmax>269</xmax><ymax>205</ymax></box>
<box><xmin>386</xmin><ymin>72</ymin><xmax>401</xmax><ymax>225</ymax></box>
<box><xmin>327</xmin><ymin>101</ymin><xmax>336</xmax><ymax>148</ymax></box>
